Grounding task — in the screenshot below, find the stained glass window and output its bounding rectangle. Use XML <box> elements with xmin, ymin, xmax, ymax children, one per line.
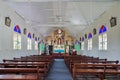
<box><xmin>99</xmin><ymin>25</ymin><xmax>107</xmax><ymax>50</ymax></box>
<box><xmin>13</xmin><ymin>25</ymin><xmax>21</xmax><ymax>50</ymax></box>
<box><xmin>35</xmin><ymin>37</ymin><xmax>38</xmax><ymax>50</ymax></box>
<box><xmin>82</xmin><ymin>37</ymin><xmax>84</xmax><ymax>42</ymax></box>
<box><xmin>88</xmin><ymin>33</ymin><xmax>92</xmax><ymax>50</ymax></box>
<box><xmin>99</xmin><ymin>35</ymin><xmax>102</xmax><ymax>50</ymax></box>
<box><xmin>88</xmin><ymin>33</ymin><xmax>92</xmax><ymax>39</ymax></box>
<box><xmin>27</xmin><ymin>32</ymin><xmax>32</xmax><ymax>50</ymax></box>
<box><xmin>99</xmin><ymin>25</ymin><xmax>107</xmax><ymax>34</ymax></box>
<box><xmin>81</xmin><ymin>37</ymin><xmax>84</xmax><ymax>50</ymax></box>
<box><xmin>28</xmin><ymin>33</ymin><xmax>32</xmax><ymax>38</ymax></box>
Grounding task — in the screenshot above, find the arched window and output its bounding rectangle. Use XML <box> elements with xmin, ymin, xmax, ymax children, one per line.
<box><xmin>27</xmin><ymin>32</ymin><xmax>32</xmax><ymax>50</ymax></box>
<box><xmin>35</xmin><ymin>37</ymin><xmax>38</xmax><ymax>50</ymax></box>
<box><xmin>81</xmin><ymin>37</ymin><xmax>84</xmax><ymax>50</ymax></box>
<box><xmin>88</xmin><ymin>33</ymin><xmax>92</xmax><ymax>50</ymax></box>
<box><xmin>13</xmin><ymin>25</ymin><xmax>21</xmax><ymax>50</ymax></box>
<box><xmin>99</xmin><ymin>25</ymin><xmax>107</xmax><ymax>50</ymax></box>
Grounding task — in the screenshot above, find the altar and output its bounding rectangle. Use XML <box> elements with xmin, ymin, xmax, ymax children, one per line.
<box><xmin>53</xmin><ymin>45</ymin><xmax>65</xmax><ymax>53</ymax></box>
<box><xmin>45</xmin><ymin>28</ymin><xmax>74</xmax><ymax>55</ymax></box>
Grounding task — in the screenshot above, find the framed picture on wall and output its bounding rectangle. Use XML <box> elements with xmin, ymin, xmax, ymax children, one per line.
<box><xmin>33</xmin><ymin>33</ymin><xmax>35</xmax><ymax>38</ymax></box>
<box><xmin>93</xmin><ymin>28</ymin><xmax>97</xmax><ymax>35</ymax></box>
<box><xmin>23</xmin><ymin>28</ymin><xmax>27</xmax><ymax>35</ymax></box>
<box><xmin>80</xmin><ymin>37</ymin><xmax>81</xmax><ymax>41</ymax></box>
<box><xmin>85</xmin><ymin>34</ymin><xmax>87</xmax><ymax>39</ymax></box>
<box><xmin>5</xmin><ymin>17</ymin><xmax>11</xmax><ymax>27</ymax></box>
<box><xmin>110</xmin><ymin>17</ymin><xmax>117</xmax><ymax>27</ymax></box>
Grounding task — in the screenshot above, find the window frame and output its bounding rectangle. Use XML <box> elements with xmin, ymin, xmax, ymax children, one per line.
<box><xmin>99</xmin><ymin>25</ymin><xmax>107</xmax><ymax>51</ymax></box>
<box><xmin>88</xmin><ymin>38</ymin><xmax>92</xmax><ymax>50</ymax></box>
<box><xmin>27</xmin><ymin>33</ymin><xmax>32</xmax><ymax>50</ymax></box>
<box><xmin>99</xmin><ymin>33</ymin><xmax>107</xmax><ymax>50</ymax></box>
<box><xmin>13</xmin><ymin>25</ymin><xmax>21</xmax><ymax>50</ymax></box>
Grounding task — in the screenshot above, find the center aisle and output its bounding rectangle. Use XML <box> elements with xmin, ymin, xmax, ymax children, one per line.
<box><xmin>46</xmin><ymin>59</ymin><xmax>72</xmax><ymax>80</ymax></box>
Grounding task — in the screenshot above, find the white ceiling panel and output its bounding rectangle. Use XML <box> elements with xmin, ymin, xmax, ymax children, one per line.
<box><xmin>3</xmin><ymin>0</ymin><xmax>118</xmax><ymax>38</ymax></box>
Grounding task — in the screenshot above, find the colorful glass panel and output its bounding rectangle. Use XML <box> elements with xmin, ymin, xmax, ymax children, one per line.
<box><xmin>14</xmin><ymin>25</ymin><xmax>21</xmax><ymax>34</ymax></box>
<box><xmin>35</xmin><ymin>37</ymin><xmax>37</xmax><ymax>41</ymax></box>
<box><xmin>88</xmin><ymin>33</ymin><xmax>92</xmax><ymax>39</ymax></box>
<box><xmin>28</xmin><ymin>33</ymin><xmax>31</xmax><ymax>38</ymax></box>
<box><xmin>82</xmin><ymin>37</ymin><xmax>84</xmax><ymax>42</ymax></box>
<box><xmin>99</xmin><ymin>25</ymin><xmax>107</xmax><ymax>34</ymax></box>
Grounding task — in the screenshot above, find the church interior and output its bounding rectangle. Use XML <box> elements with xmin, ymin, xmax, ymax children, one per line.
<box><xmin>0</xmin><ymin>0</ymin><xmax>120</xmax><ymax>80</ymax></box>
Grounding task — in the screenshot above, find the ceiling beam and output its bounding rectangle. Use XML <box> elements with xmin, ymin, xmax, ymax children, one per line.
<box><xmin>3</xmin><ymin>0</ymin><xmax>118</xmax><ymax>2</ymax></box>
<box><xmin>34</xmin><ymin>24</ymin><xmax>87</xmax><ymax>27</ymax></box>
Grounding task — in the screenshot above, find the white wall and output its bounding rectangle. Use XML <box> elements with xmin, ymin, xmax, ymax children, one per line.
<box><xmin>78</xmin><ymin>1</ymin><xmax>120</xmax><ymax>61</ymax></box>
<box><xmin>0</xmin><ymin>1</ymin><xmax>40</xmax><ymax>62</ymax></box>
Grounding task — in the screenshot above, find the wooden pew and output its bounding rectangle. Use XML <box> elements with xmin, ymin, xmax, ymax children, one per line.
<box><xmin>72</xmin><ymin>63</ymin><xmax>104</xmax><ymax>80</ymax></box>
<box><xmin>104</xmin><ymin>64</ymin><xmax>120</xmax><ymax>79</ymax></box>
<box><xmin>3</xmin><ymin>58</ymin><xmax>52</xmax><ymax>69</ymax></box>
<box><xmin>3</xmin><ymin>59</ymin><xmax>51</xmax><ymax>70</ymax></box>
<box><xmin>72</xmin><ymin>63</ymin><xmax>120</xmax><ymax>80</ymax></box>
<box><xmin>0</xmin><ymin>55</ymin><xmax>54</xmax><ymax>80</ymax></box>
<box><xmin>0</xmin><ymin>68</ymin><xmax>38</xmax><ymax>73</ymax></box>
<box><xmin>0</xmin><ymin>68</ymin><xmax>41</xmax><ymax>80</ymax></box>
<box><xmin>0</xmin><ymin>74</ymin><xmax>38</xmax><ymax>80</ymax></box>
<box><xmin>0</xmin><ymin>62</ymin><xmax>46</xmax><ymax>68</ymax></box>
<box><xmin>0</xmin><ymin>62</ymin><xmax>48</xmax><ymax>78</ymax></box>
<box><xmin>105</xmin><ymin>60</ymin><xmax>119</xmax><ymax>64</ymax></box>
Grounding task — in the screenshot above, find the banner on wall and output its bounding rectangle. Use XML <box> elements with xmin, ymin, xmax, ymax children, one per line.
<box><xmin>38</xmin><ymin>42</ymin><xmax>45</xmax><ymax>55</ymax></box>
<box><xmin>74</xmin><ymin>43</ymin><xmax>80</xmax><ymax>54</ymax></box>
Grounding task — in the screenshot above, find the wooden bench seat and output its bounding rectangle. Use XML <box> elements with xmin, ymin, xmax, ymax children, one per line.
<box><xmin>0</xmin><ymin>55</ymin><xmax>54</xmax><ymax>80</ymax></box>
<box><xmin>73</xmin><ymin>63</ymin><xmax>104</xmax><ymax>80</ymax></box>
<box><xmin>104</xmin><ymin>64</ymin><xmax>120</xmax><ymax>79</ymax></box>
<box><xmin>0</xmin><ymin>68</ymin><xmax>41</xmax><ymax>80</ymax></box>
<box><xmin>72</xmin><ymin>63</ymin><xmax>120</xmax><ymax>80</ymax></box>
<box><xmin>3</xmin><ymin>59</ymin><xmax>52</xmax><ymax>70</ymax></box>
<box><xmin>0</xmin><ymin>74</ymin><xmax>38</xmax><ymax>80</ymax></box>
<box><xmin>0</xmin><ymin>68</ymin><xmax>39</xmax><ymax>73</ymax></box>
<box><xmin>0</xmin><ymin>62</ymin><xmax>48</xmax><ymax>77</ymax></box>
<box><xmin>0</xmin><ymin>62</ymin><xmax>46</xmax><ymax>68</ymax></box>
